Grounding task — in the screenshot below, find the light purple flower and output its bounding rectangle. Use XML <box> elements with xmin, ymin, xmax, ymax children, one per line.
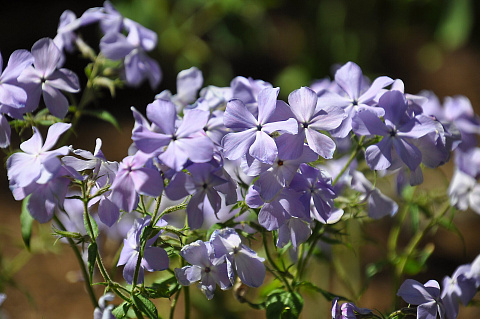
<box><xmin>317</xmin><ymin>61</ymin><xmax>394</xmax><ymax>138</ymax></box>
<box><xmin>100</xmin><ymin>19</ymin><xmax>161</xmax><ymax>89</ymax></box>
<box><xmin>289</xmin><ymin>164</ymin><xmax>343</xmax><ymax>224</ymax></box>
<box><xmin>156</xmin><ymin>67</ymin><xmax>204</xmax><ymax>111</ymax></box>
<box><xmin>17</xmin><ymin>38</ymin><xmax>80</xmax><ymax>118</ymax></box>
<box><xmin>210</xmin><ymin>228</ymin><xmax>265</xmax><ymax>288</ymax></box>
<box><xmin>352</xmin><ymin>90</ymin><xmax>437</xmax><ymax>171</ymax></box>
<box><xmin>0</xmin><ymin>49</ymin><xmax>33</xmax><ymax>109</ymax></box>
<box><xmin>222</xmin><ymin>87</ymin><xmax>298</xmax><ymax>165</ymax></box>
<box><xmin>110</xmin><ymin>152</ymin><xmax>163</xmax><ymax>213</ymax></box>
<box><xmin>441</xmin><ymin>264</ymin><xmax>477</xmax><ymax>319</ymax></box>
<box><xmin>7</xmin><ymin>123</ymin><xmax>71</xmax><ymax>192</ymax></box>
<box><xmin>175</xmin><ymin>240</ymin><xmax>233</xmax><ymax>299</ymax></box>
<box><xmin>131</xmin><ymin>99</ymin><xmax>214</xmax><ymax>171</ymax></box>
<box><xmin>277</xmin><ymin>217</ymin><xmax>311</xmax><ymax>250</ymax></box>
<box><xmin>282</xmin><ymin>86</ymin><xmax>346</xmax><ymax>159</ymax></box>
<box><xmin>397</xmin><ymin>279</ymin><xmax>445</xmax><ymax>319</ymax></box>
<box><xmin>117</xmin><ymin>216</ymin><xmax>169</xmax><ymax>284</ymax></box>
<box><xmin>165</xmin><ymin>163</ymin><xmax>229</xmax><ymax>229</ymax></box>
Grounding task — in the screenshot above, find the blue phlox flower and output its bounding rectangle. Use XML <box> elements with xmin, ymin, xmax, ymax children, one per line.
<box><xmin>117</xmin><ymin>216</ymin><xmax>169</xmax><ymax>284</ymax></box>
<box><xmin>397</xmin><ymin>279</ymin><xmax>445</xmax><ymax>319</ymax></box>
<box><xmin>222</xmin><ymin>87</ymin><xmax>298</xmax><ymax>165</ymax></box>
<box><xmin>17</xmin><ymin>38</ymin><xmax>80</xmax><ymax>118</ymax></box>
<box><xmin>317</xmin><ymin>61</ymin><xmax>394</xmax><ymax>138</ymax></box>
<box><xmin>175</xmin><ymin>240</ymin><xmax>233</xmax><ymax>300</ymax></box>
<box><xmin>441</xmin><ymin>264</ymin><xmax>477</xmax><ymax>319</ymax></box>
<box><xmin>448</xmin><ymin>169</ymin><xmax>480</xmax><ymax>215</ymax></box>
<box><xmin>210</xmin><ymin>228</ymin><xmax>265</xmax><ymax>288</ymax></box>
<box><xmin>289</xmin><ymin>164</ymin><xmax>343</xmax><ymax>224</ymax></box>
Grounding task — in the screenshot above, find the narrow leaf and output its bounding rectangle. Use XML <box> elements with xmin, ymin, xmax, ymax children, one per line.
<box><xmin>20</xmin><ymin>195</ymin><xmax>34</xmax><ymax>250</ymax></box>
<box><xmin>132</xmin><ymin>294</ymin><xmax>159</xmax><ymax>319</ymax></box>
<box><xmin>82</xmin><ymin>109</ymin><xmax>121</xmax><ymax>131</ymax></box>
<box><xmin>112</xmin><ymin>301</ymin><xmax>130</xmax><ymax>319</ymax></box>
<box><xmin>87</xmin><ymin>243</ymin><xmax>98</xmax><ymax>283</ymax></box>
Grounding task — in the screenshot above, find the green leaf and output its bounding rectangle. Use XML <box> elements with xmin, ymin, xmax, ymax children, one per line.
<box><xmin>132</xmin><ymin>293</ymin><xmax>159</xmax><ymax>319</ymax></box>
<box><xmin>82</xmin><ymin>109</ymin><xmax>121</xmax><ymax>131</ymax></box>
<box><xmin>52</xmin><ymin>228</ymin><xmax>85</xmax><ymax>241</ymax></box>
<box><xmin>84</xmin><ymin>212</ymin><xmax>99</xmax><ymax>240</ymax></box>
<box><xmin>146</xmin><ymin>275</ymin><xmax>181</xmax><ymax>299</ymax></box>
<box><xmin>112</xmin><ymin>301</ymin><xmax>130</xmax><ymax>319</ymax></box>
<box><xmin>87</xmin><ymin>243</ymin><xmax>97</xmax><ymax>283</ymax></box>
<box><xmin>265</xmin><ymin>289</ymin><xmax>303</xmax><ymax>319</ymax></box>
<box><xmin>20</xmin><ymin>195</ymin><xmax>34</xmax><ymax>250</ymax></box>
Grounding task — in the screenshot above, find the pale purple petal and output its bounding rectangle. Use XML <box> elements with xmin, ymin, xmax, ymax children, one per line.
<box><xmin>42</xmin><ymin>85</ymin><xmax>69</xmax><ymax>118</ymax></box>
<box><xmin>224</xmin><ymin>99</ymin><xmax>257</xmax><ymax>130</ymax></box>
<box><xmin>177</xmin><ymin>109</ymin><xmax>209</xmax><ymax>138</ymax></box>
<box><xmin>1</xmin><ymin>49</ymin><xmax>34</xmax><ymax>82</ymax></box>
<box><xmin>334</xmin><ymin>62</ymin><xmax>363</xmax><ymax>100</ymax></box>
<box><xmin>42</xmin><ymin>122</ymin><xmax>71</xmax><ymax>151</ymax></box>
<box><xmin>130</xmin><ymin>167</ymin><xmax>163</xmax><ymax>197</ymax></box>
<box><xmin>358</xmin><ymin>76</ymin><xmax>394</xmax><ymax>103</ymax></box>
<box><xmin>179</xmin><ymin>240</ymin><xmax>210</xmax><ymax>266</ymax></box>
<box><xmin>309</xmin><ymin>105</ymin><xmax>346</xmax><ymax>131</ymax></box>
<box><xmin>100</xmin><ymin>32</ymin><xmax>135</xmax><ymax>60</ymax></box>
<box><xmin>47</xmin><ymin>69</ymin><xmax>80</xmax><ymax>92</ymax></box>
<box><xmin>222</xmin><ymin>129</ymin><xmax>256</xmax><ymax>161</ymax></box>
<box><xmin>249</xmin><ymin>131</ymin><xmax>277</xmax><ymax>164</ymax></box>
<box><xmin>288</xmin><ymin>86</ymin><xmax>317</xmax><ymax>123</ymax></box>
<box><xmin>365</xmin><ymin>137</ymin><xmax>393</xmax><ymax>170</ymax></box>
<box><xmin>257</xmin><ymin>87</ymin><xmax>279</xmax><ymax>124</ymax></box>
<box><xmin>98</xmin><ymin>197</ymin><xmax>120</xmax><ymax>227</ymax></box>
<box><xmin>142</xmin><ymin>246</ymin><xmax>169</xmax><ymax>271</ymax></box>
<box><xmin>305</xmin><ymin>128</ymin><xmax>336</xmax><ymax>159</ymax></box>
<box><xmin>234</xmin><ymin>249</ymin><xmax>266</xmax><ymax>288</ymax></box>
<box><xmin>31</xmin><ymin>38</ymin><xmax>62</xmax><ymax>75</ymax></box>
<box><xmin>352</xmin><ymin>110</ymin><xmax>390</xmax><ymax>136</ymax></box>
<box><xmin>0</xmin><ymin>114</ymin><xmax>11</xmax><ymax>148</ymax></box>
<box><xmin>393</xmin><ymin>138</ymin><xmax>422</xmax><ymax>170</ymax></box>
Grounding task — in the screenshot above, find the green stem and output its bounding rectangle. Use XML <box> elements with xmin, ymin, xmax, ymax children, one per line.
<box><xmin>54</xmin><ymin>215</ymin><xmax>98</xmax><ymax>308</ymax></box>
<box><xmin>296</xmin><ymin>223</ymin><xmax>322</xmax><ymax>281</ymax></box>
<box><xmin>262</xmin><ymin>232</ymin><xmax>293</xmax><ymax>293</ymax></box>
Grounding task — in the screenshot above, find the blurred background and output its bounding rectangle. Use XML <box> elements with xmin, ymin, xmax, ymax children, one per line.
<box><xmin>1</xmin><ymin>0</ymin><xmax>480</xmax><ymax>318</ymax></box>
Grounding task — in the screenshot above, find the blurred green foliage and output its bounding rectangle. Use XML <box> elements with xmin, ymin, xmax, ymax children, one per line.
<box><xmin>113</xmin><ymin>0</ymin><xmax>476</xmax><ymax>98</ymax></box>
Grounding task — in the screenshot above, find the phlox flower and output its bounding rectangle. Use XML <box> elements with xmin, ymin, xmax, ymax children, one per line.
<box><xmin>210</xmin><ymin>228</ymin><xmax>265</xmax><ymax>288</ymax></box>
<box><xmin>397</xmin><ymin>279</ymin><xmax>445</xmax><ymax>319</ymax></box>
<box><xmin>165</xmin><ymin>163</ymin><xmax>229</xmax><ymax>229</ymax></box>
<box><xmin>282</xmin><ymin>86</ymin><xmax>346</xmax><ymax>159</ymax></box>
<box><xmin>17</xmin><ymin>38</ymin><xmax>80</xmax><ymax>118</ymax></box>
<box><xmin>222</xmin><ymin>87</ymin><xmax>298</xmax><ymax>165</ymax></box>
<box><xmin>317</xmin><ymin>61</ymin><xmax>394</xmax><ymax>138</ymax></box>
<box><xmin>110</xmin><ymin>152</ymin><xmax>163</xmax><ymax>213</ymax></box>
<box><xmin>131</xmin><ymin>99</ymin><xmax>214</xmax><ymax>171</ymax></box>
<box><xmin>289</xmin><ymin>164</ymin><xmax>343</xmax><ymax>224</ymax></box>
<box><xmin>93</xmin><ymin>293</ymin><xmax>115</xmax><ymax>319</ymax></box>
<box><xmin>352</xmin><ymin>90</ymin><xmax>437</xmax><ymax>172</ymax></box>
<box><xmin>331</xmin><ymin>297</ymin><xmax>372</xmax><ymax>319</ymax></box>
<box><xmin>7</xmin><ymin>123</ymin><xmax>71</xmax><ymax>191</ymax></box>
<box><xmin>447</xmin><ymin>169</ymin><xmax>480</xmax><ymax>215</ymax></box>
<box><xmin>117</xmin><ymin>216</ymin><xmax>169</xmax><ymax>284</ymax></box>
<box><xmin>175</xmin><ymin>240</ymin><xmax>233</xmax><ymax>300</ymax></box>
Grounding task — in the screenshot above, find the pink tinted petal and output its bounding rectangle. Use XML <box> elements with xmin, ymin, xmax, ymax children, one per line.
<box><xmin>42</xmin><ymin>85</ymin><xmax>69</xmax><ymax>118</ymax></box>
<box><xmin>249</xmin><ymin>131</ymin><xmax>277</xmax><ymax>164</ymax></box>
<box><xmin>31</xmin><ymin>38</ymin><xmax>62</xmax><ymax>75</ymax></box>
<box><xmin>222</xmin><ymin>130</ymin><xmax>256</xmax><ymax>161</ymax></box>
<box><xmin>305</xmin><ymin>129</ymin><xmax>336</xmax><ymax>159</ymax></box>
<box><xmin>288</xmin><ymin>86</ymin><xmax>317</xmax><ymax>123</ymax></box>
<box><xmin>47</xmin><ymin>69</ymin><xmax>80</xmax><ymax>92</ymax></box>
<box><xmin>42</xmin><ymin>122</ymin><xmax>71</xmax><ymax>151</ymax></box>
<box><xmin>142</xmin><ymin>246</ymin><xmax>169</xmax><ymax>271</ymax></box>
<box><xmin>365</xmin><ymin>137</ymin><xmax>393</xmax><ymax>170</ymax></box>
<box><xmin>257</xmin><ymin>87</ymin><xmax>279</xmax><ymax>124</ymax></box>
<box><xmin>224</xmin><ymin>99</ymin><xmax>257</xmax><ymax>130</ymax></box>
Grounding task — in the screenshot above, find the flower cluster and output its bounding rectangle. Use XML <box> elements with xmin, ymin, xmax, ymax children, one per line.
<box><xmin>3</xmin><ymin>2</ymin><xmax>480</xmax><ymax>319</ymax></box>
